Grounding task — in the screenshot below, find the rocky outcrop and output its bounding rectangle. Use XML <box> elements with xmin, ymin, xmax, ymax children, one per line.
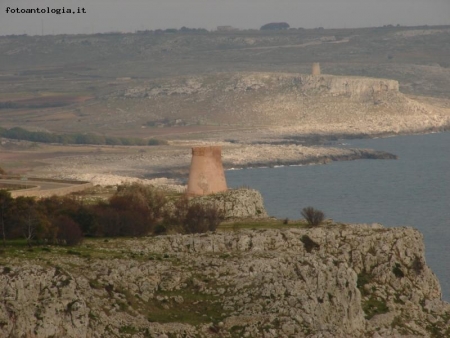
<box><xmin>0</xmin><ymin>265</ymin><xmax>89</xmax><ymax>338</ymax></box>
<box><xmin>1</xmin><ymin>224</ymin><xmax>449</xmax><ymax>337</ymax></box>
<box><xmin>297</xmin><ymin>74</ymin><xmax>399</xmax><ymax>99</ymax></box>
<box><xmin>122</xmin><ymin>73</ymin><xmax>399</xmax><ymax>101</ymax></box>
<box><xmin>191</xmin><ymin>188</ymin><xmax>268</xmax><ymax>219</ymax></box>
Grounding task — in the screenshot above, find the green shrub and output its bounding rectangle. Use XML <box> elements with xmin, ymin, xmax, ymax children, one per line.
<box><xmin>363</xmin><ymin>297</ymin><xmax>389</xmax><ymax>319</ymax></box>
<box><xmin>357</xmin><ymin>271</ymin><xmax>373</xmax><ymax>296</ymax></box>
<box><xmin>164</xmin><ymin>197</ymin><xmax>224</xmax><ymax>234</ymax></box>
<box><xmin>393</xmin><ymin>263</ymin><xmax>405</xmax><ymax>278</ymax></box>
<box><xmin>183</xmin><ymin>203</ymin><xmax>223</xmax><ymax>234</ymax></box>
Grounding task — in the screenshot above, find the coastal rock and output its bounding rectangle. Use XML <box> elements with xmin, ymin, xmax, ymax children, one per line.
<box><xmin>298</xmin><ymin>74</ymin><xmax>399</xmax><ymax>99</ymax></box>
<box><xmin>0</xmin><ymin>265</ymin><xmax>89</xmax><ymax>338</ymax></box>
<box><xmin>1</xmin><ymin>225</ymin><xmax>449</xmax><ymax>337</ymax></box>
<box><xmin>192</xmin><ymin>188</ymin><xmax>268</xmax><ymax>219</ymax></box>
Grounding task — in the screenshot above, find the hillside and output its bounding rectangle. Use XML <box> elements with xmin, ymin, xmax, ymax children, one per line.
<box><xmin>1</xmin><ymin>72</ymin><xmax>449</xmax><ymax>139</ymax></box>
<box><xmin>95</xmin><ymin>72</ymin><xmax>450</xmax><ymax>135</ymax></box>
<box><xmin>0</xmin><ymin>26</ymin><xmax>449</xmax><ymax>138</ymax></box>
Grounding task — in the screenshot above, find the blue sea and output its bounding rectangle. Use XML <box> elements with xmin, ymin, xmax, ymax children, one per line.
<box><xmin>226</xmin><ymin>132</ymin><xmax>450</xmax><ymax>300</ymax></box>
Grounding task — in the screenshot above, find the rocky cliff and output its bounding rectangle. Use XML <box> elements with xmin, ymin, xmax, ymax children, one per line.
<box><xmin>1</xmin><ymin>224</ymin><xmax>449</xmax><ymax>337</ymax></box>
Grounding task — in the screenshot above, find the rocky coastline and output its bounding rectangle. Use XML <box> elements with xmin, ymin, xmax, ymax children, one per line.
<box><xmin>221</xmin><ymin>148</ymin><xmax>397</xmax><ymax>171</ymax></box>
<box><xmin>34</xmin><ymin>142</ymin><xmax>398</xmax><ymax>185</ymax></box>
<box><xmin>1</xmin><ymin>224</ymin><xmax>449</xmax><ymax>337</ymax></box>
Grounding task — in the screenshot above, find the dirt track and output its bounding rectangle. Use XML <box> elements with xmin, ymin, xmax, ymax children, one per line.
<box><xmin>0</xmin><ymin>178</ymin><xmax>92</xmax><ymax>197</ymax></box>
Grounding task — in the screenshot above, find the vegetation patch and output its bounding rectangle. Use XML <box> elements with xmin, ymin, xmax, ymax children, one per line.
<box><xmin>357</xmin><ymin>270</ymin><xmax>374</xmax><ymax>297</ymax></box>
<box><xmin>119</xmin><ymin>325</ymin><xmax>139</xmax><ymax>334</ymax></box>
<box><xmin>144</xmin><ymin>276</ymin><xmax>230</xmax><ymax>326</ymax></box>
<box><xmin>426</xmin><ymin>321</ymin><xmax>448</xmax><ymax>338</ymax></box>
<box><xmin>363</xmin><ymin>296</ymin><xmax>389</xmax><ymax>319</ymax></box>
<box><xmin>0</xmin><ymin>126</ymin><xmax>167</xmax><ymax>146</ymax></box>
<box><xmin>88</xmin><ymin>279</ymin><xmax>103</xmax><ymax>290</ymax></box>
<box><xmin>393</xmin><ymin>263</ymin><xmax>405</xmax><ymax>278</ymax></box>
<box><xmin>221</xmin><ymin>219</ymin><xmax>307</xmax><ymax>231</ymax></box>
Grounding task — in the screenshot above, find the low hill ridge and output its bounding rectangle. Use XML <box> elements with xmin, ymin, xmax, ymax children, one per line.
<box><xmin>90</xmin><ymin>72</ymin><xmax>449</xmax><ymax>135</ymax></box>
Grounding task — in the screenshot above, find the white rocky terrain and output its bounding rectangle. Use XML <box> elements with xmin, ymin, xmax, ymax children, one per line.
<box><xmin>34</xmin><ymin>142</ymin><xmax>397</xmax><ymax>184</ymax></box>
<box><xmin>1</xmin><ymin>224</ymin><xmax>449</xmax><ymax>337</ymax></box>
<box><xmin>101</xmin><ymin>72</ymin><xmax>450</xmax><ymax>134</ymax></box>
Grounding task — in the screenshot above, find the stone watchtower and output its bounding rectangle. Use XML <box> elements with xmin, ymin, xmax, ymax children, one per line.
<box><xmin>312</xmin><ymin>62</ymin><xmax>321</xmax><ymax>76</ymax></box>
<box><xmin>186</xmin><ymin>146</ymin><xmax>228</xmax><ymax>196</ymax></box>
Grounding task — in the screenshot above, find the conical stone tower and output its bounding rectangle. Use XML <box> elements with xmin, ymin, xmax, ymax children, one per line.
<box><xmin>186</xmin><ymin>146</ymin><xmax>228</xmax><ymax>196</ymax></box>
<box><xmin>312</xmin><ymin>62</ymin><xmax>321</xmax><ymax>76</ymax></box>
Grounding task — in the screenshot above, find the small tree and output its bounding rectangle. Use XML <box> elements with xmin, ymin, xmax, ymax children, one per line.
<box><xmin>12</xmin><ymin>196</ymin><xmax>50</xmax><ymax>246</ymax></box>
<box><xmin>0</xmin><ymin>190</ymin><xmax>13</xmax><ymax>246</ymax></box>
<box><xmin>301</xmin><ymin>207</ymin><xmax>325</xmax><ymax>227</ymax></box>
<box><xmin>260</xmin><ymin>22</ymin><xmax>290</xmax><ymax>30</ymax></box>
<box><xmin>54</xmin><ymin>215</ymin><xmax>83</xmax><ymax>246</ymax></box>
<box><xmin>164</xmin><ymin>198</ymin><xmax>223</xmax><ymax>234</ymax></box>
<box><xmin>183</xmin><ymin>203</ymin><xmax>223</xmax><ymax>234</ymax></box>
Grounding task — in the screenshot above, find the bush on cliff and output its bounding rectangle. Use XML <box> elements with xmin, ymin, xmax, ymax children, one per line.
<box><xmin>163</xmin><ymin>196</ymin><xmax>223</xmax><ymax>234</ymax></box>
<box><xmin>0</xmin><ymin>183</ymin><xmax>225</xmax><ymax>246</ymax></box>
<box><xmin>183</xmin><ymin>203</ymin><xmax>223</xmax><ymax>234</ymax></box>
<box><xmin>92</xmin><ymin>183</ymin><xmax>168</xmax><ymax>237</ymax></box>
<box><xmin>301</xmin><ymin>207</ymin><xmax>325</xmax><ymax>227</ymax></box>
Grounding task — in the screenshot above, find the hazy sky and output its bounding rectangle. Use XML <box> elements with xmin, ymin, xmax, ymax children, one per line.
<box><xmin>0</xmin><ymin>0</ymin><xmax>449</xmax><ymax>35</ymax></box>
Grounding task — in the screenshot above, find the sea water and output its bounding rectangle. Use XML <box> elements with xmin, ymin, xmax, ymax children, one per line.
<box><xmin>226</xmin><ymin>132</ymin><xmax>450</xmax><ymax>300</ymax></box>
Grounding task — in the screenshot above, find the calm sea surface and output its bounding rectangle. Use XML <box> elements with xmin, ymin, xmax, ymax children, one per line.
<box><xmin>226</xmin><ymin>132</ymin><xmax>450</xmax><ymax>300</ymax></box>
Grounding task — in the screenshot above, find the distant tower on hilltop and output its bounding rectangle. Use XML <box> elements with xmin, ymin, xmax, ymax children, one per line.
<box><xmin>312</xmin><ymin>62</ymin><xmax>321</xmax><ymax>76</ymax></box>
<box><xmin>186</xmin><ymin>146</ymin><xmax>228</xmax><ymax>196</ymax></box>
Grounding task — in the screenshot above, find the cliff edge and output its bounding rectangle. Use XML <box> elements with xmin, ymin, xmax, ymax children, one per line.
<box><xmin>1</xmin><ymin>224</ymin><xmax>449</xmax><ymax>337</ymax></box>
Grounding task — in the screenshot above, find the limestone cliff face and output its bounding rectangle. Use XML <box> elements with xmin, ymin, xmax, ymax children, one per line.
<box><xmin>1</xmin><ymin>225</ymin><xmax>449</xmax><ymax>338</ymax></box>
